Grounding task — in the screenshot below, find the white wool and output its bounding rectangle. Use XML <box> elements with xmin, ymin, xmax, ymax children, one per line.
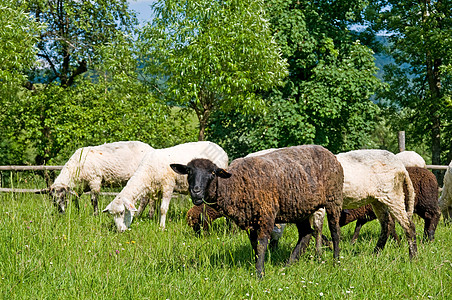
<box><xmin>314</xmin><ymin>150</ymin><xmax>417</xmax><ymax>257</ymax></box>
<box><xmin>395</xmin><ymin>151</ymin><xmax>427</xmax><ymax>168</ymax></box>
<box><xmin>104</xmin><ymin>141</ymin><xmax>228</xmax><ymax>231</ymax></box>
<box><xmin>439</xmin><ymin>161</ymin><xmax>452</xmax><ymax>221</ymax></box>
<box><xmin>336</xmin><ymin>150</ymin><xmax>415</xmax><ymax>215</ymax></box>
<box><xmin>50</xmin><ymin>141</ymin><xmax>153</xmax><ymax>213</ymax></box>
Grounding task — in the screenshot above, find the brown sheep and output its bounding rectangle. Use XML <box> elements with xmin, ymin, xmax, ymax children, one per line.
<box><xmin>186</xmin><ymin>204</ymin><xmax>286</xmax><ymax>251</ymax></box>
<box><xmin>340</xmin><ymin>167</ymin><xmax>440</xmax><ymax>242</ymax></box>
<box><xmin>186</xmin><ymin>204</ymin><xmax>224</xmax><ymax>234</ymax></box>
<box><xmin>171</xmin><ymin>145</ymin><xmax>344</xmax><ymax>277</ymax></box>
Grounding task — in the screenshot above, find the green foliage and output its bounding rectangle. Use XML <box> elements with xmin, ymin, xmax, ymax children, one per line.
<box><xmin>369</xmin><ymin>0</ymin><xmax>452</xmax><ymax>165</ymax></box>
<box><xmin>208</xmin><ymin>1</ymin><xmax>383</xmax><ymax>157</ymax></box>
<box><xmin>0</xmin><ymin>0</ymin><xmax>41</xmax><ymax>85</ymax></box>
<box><xmin>1</xmin><ymin>184</ymin><xmax>452</xmax><ymax>299</ymax></box>
<box><xmin>24</xmin><ymin>0</ymin><xmax>138</xmax><ymax>87</ymax></box>
<box><xmin>0</xmin><ymin>1</ymin><xmax>197</xmax><ymax>165</ymax></box>
<box><xmin>1</xmin><ymin>76</ymin><xmax>196</xmax><ymax>165</ymax></box>
<box><xmin>138</xmin><ymin>0</ymin><xmax>288</xmax><ymax>140</ymax></box>
<box><xmin>0</xmin><ymin>1</ymin><xmax>44</xmax><ymax>164</ymax></box>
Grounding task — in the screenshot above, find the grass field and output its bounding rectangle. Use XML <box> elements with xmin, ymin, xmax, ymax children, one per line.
<box><xmin>1</xmin><ymin>174</ymin><xmax>451</xmax><ymax>299</ymax></box>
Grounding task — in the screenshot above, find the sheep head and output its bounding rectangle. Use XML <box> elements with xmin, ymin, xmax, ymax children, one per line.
<box><xmin>49</xmin><ymin>184</ymin><xmax>78</xmax><ymax>213</ymax></box>
<box><xmin>103</xmin><ymin>197</ymin><xmax>137</xmax><ymax>232</ymax></box>
<box><xmin>170</xmin><ymin>158</ymin><xmax>231</xmax><ymax>206</ymax></box>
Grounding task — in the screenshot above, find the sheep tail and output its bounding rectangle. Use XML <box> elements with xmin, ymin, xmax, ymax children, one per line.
<box><xmin>404</xmin><ymin>170</ymin><xmax>415</xmax><ymax>218</ymax></box>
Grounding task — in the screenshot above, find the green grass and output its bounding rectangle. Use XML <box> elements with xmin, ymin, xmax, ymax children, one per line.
<box><xmin>1</xmin><ymin>186</ymin><xmax>451</xmax><ymax>299</ymax></box>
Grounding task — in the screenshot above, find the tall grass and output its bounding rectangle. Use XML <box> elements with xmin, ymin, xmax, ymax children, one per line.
<box><xmin>1</xmin><ymin>184</ymin><xmax>451</xmax><ymax>299</ymax></box>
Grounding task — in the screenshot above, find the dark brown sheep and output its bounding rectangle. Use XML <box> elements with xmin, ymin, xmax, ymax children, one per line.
<box><xmin>340</xmin><ymin>167</ymin><xmax>440</xmax><ymax>242</ymax></box>
<box><xmin>171</xmin><ymin>145</ymin><xmax>344</xmax><ymax>277</ymax></box>
<box><xmin>186</xmin><ymin>204</ymin><xmax>224</xmax><ymax>234</ymax></box>
<box><xmin>186</xmin><ymin>204</ymin><xmax>286</xmax><ymax>251</ymax></box>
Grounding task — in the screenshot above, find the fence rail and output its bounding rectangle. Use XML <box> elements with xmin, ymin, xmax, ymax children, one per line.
<box><xmin>0</xmin><ymin>165</ymin><xmax>63</xmax><ymax>171</ymax></box>
<box><xmin>426</xmin><ymin>165</ymin><xmax>449</xmax><ymax>170</ymax></box>
<box><xmin>0</xmin><ymin>163</ymin><xmax>449</xmax><ymax>194</ymax></box>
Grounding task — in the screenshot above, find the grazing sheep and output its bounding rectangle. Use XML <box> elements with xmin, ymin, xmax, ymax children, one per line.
<box><xmin>186</xmin><ymin>204</ymin><xmax>223</xmax><ymax>233</ymax></box>
<box><xmin>171</xmin><ymin>145</ymin><xmax>344</xmax><ymax>277</ymax></box>
<box><xmin>395</xmin><ymin>151</ymin><xmax>427</xmax><ymax>168</ymax></box>
<box><xmin>103</xmin><ymin>141</ymin><xmax>228</xmax><ymax>232</ymax></box>
<box><xmin>439</xmin><ymin>160</ymin><xmax>452</xmax><ymax>222</ymax></box>
<box><xmin>341</xmin><ymin>167</ymin><xmax>440</xmax><ymax>242</ymax></box>
<box><xmin>45</xmin><ymin>141</ymin><xmax>153</xmax><ymax>214</ymax></box>
<box><xmin>186</xmin><ymin>204</ymin><xmax>286</xmax><ymax>250</ymax></box>
<box><xmin>334</xmin><ymin>150</ymin><xmax>418</xmax><ymax>258</ymax></box>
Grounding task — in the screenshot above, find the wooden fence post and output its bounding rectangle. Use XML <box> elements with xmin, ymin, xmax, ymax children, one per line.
<box><xmin>398</xmin><ymin>131</ymin><xmax>405</xmax><ymax>152</ymax></box>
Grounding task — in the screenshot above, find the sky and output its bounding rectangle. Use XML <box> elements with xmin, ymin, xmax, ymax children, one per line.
<box><xmin>128</xmin><ymin>0</ymin><xmax>156</xmax><ymax>23</ymax></box>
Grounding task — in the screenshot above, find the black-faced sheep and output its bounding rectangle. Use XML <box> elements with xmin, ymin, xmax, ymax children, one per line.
<box><xmin>338</xmin><ymin>167</ymin><xmax>440</xmax><ymax>242</ymax></box>
<box><xmin>102</xmin><ymin>141</ymin><xmax>228</xmax><ymax>231</ymax></box>
<box><xmin>185</xmin><ymin>148</ymin><xmax>279</xmax><ymax>234</ymax></box>
<box><xmin>335</xmin><ymin>150</ymin><xmax>417</xmax><ymax>258</ymax></box>
<box><xmin>439</xmin><ymin>161</ymin><xmax>452</xmax><ymax>222</ymax></box>
<box><xmin>171</xmin><ymin>145</ymin><xmax>344</xmax><ymax>277</ymax></box>
<box><xmin>43</xmin><ymin>141</ymin><xmax>153</xmax><ymax>214</ymax></box>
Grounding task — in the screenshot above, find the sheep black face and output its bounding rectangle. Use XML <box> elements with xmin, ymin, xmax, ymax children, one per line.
<box><xmin>49</xmin><ymin>185</ymin><xmax>70</xmax><ymax>213</ymax></box>
<box><xmin>170</xmin><ymin>159</ymin><xmax>231</xmax><ymax>206</ymax></box>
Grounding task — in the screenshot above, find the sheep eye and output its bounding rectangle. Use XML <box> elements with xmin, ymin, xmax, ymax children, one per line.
<box><xmin>211</xmin><ymin>171</ymin><xmax>216</xmax><ymax>176</ymax></box>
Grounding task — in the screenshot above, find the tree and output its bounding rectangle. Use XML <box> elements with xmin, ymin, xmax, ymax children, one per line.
<box><xmin>24</xmin><ymin>0</ymin><xmax>137</xmax><ymax>89</ymax></box>
<box><xmin>0</xmin><ymin>0</ymin><xmax>197</xmax><ymax>165</ymax></box>
<box><xmin>0</xmin><ymin>0</ymin><xmax>43</xmax><ymax>163</ymax></box>
<box><xmin>208</xmin><ymin>0</ymin><xmax>383</xmax><ymax>158</ymax></box>
<box><xmin>138</xmin><ymin>0</ymin><xmax>288</xmax><ymax>140</ymax></box>
<box><xmin>368</xmin><ymin>0</ymin><xmax>452</xmax><ymax>181</ymax></box>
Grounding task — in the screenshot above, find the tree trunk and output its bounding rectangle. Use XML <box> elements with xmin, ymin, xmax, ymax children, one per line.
<box><xmin>198</xmin><ymin>123</ymin><xmax>206</xmax><ymax>141</ymax></box>
<box><xmin>431</xmin><ymin>113</ymin><xmax>443</xmax><ymax>185</ymax></box>
<box><xmin>426</xmin><ymin>54</ymin><xmax>443</xmax><ymax>184</ymax></box>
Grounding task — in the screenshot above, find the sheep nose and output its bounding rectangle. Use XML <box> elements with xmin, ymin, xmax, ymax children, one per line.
<box><xmin>192</xmin><ymin>186</ymin><xmax>201</xmax><ymax>194</ymax></box>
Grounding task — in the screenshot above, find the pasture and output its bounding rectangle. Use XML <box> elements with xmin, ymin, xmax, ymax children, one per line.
<box><xmin>1</xmin><ymin>172</ymin><xmax>451</xmax><ymax>299</ymax></box>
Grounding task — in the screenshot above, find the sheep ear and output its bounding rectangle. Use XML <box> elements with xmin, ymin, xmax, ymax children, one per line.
<box><xmin>102</xmin><ymin>202</ymin><xmax>112</xmax><ymax>213</ymax></box>
<box><xmin>170</xmin><ymin>164</ymin><xmax>189</xmax><ymax>175</ymax></box>
<box><xmin>216</xmin><ymin>168</ymin><xmax>232</xmax><ymax>178</ymax></box>
<box><xmin>123</xmin><ymin>199</ymin><xmax>138</xmax><ymax>212</ymax></box>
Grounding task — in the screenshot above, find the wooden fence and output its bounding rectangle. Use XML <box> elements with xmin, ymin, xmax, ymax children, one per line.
<box><xmin>0</xmin><ymin>165</ymin><xmax>118</xmax><ymax>195</ymax></box>
<box><xmin>0</xmin><ymin>163</ymin><xmax>449</xmax><ymax>194</ymax></box>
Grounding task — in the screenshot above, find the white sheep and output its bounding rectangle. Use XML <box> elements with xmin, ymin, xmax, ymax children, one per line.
<box><xmin>46</xmin><ymin>141</ymin><xmax>153</xmax><ymax>214</ymax></box>
<box><xmin>439</xmin><ymin>160</ymin><xmax>452</xmax><ymax>222</ymax></box>
<box><xmin>314</xmin><ymin>150</ymin><xmax>418</xmax><ymax>258</ymax></box>
<box><xmin>102</xmin><ymin>141</ymin><xmax>228</xmax><ymax>232</ymax></box>
<box><xmin>395</xmin><ymin>150</ymin><xmax>427</xmax><ymax>168</ymax></box>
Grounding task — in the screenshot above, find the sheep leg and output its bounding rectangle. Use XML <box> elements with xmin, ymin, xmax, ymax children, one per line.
<box><xmin>350</xmin><ymin>220</ymin><xmax>365</xmax><ymax>244</ymax></box>
<box><xmin>248</xmin><ymin>229</ymin><xmax>269</xmax><ymax>278</ymax></box>
<box><xmin>90</xmin><ymin>193</ymin><xmax>99</xmax><ymax>215</ymax></box>
<box><xmin>287</xmin><ymin>219</ymin><xmax>313</xmax><ymax>265</ymax></box>
<box><xmin>388</xmin><ymin>215</ymin><xmax>401</xmax><ymax>244</ymax></box>
<box><xmin>159</xmin><ymin>187</ymin><xmax>174</xmax><ymax>230</ymax></box>
<box><xmin>136</xmin><ymin>196</ymin><xmax>149</xmax><ymax>218</ymax></box>
<box><xmin>312</xmin><ymin>208</ymin><xmax>325</xmax><ymax>257</ymax></box>
<box><xmin>422</xmin><ymin>211</ymin><xmax>440</xmax><ymax>241</ymax></box>
<box><xmin>89</xmin><ymin>180</ymin><xmax>102</xmax><ymax>215</ymax></box>
<box><xmin>383</xmin><ymin>200</ymin><xmax>418</xmax><ymax>259</ymax></box>
<box><xmin>325</xmin><ymin>206</ymin><xmax>341</xmax><ymax>260</ymax></box>
<box><xmin>371</xmin><ymin>203</ymin><xmax>391</xmax><ymax>254</ymax></box>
